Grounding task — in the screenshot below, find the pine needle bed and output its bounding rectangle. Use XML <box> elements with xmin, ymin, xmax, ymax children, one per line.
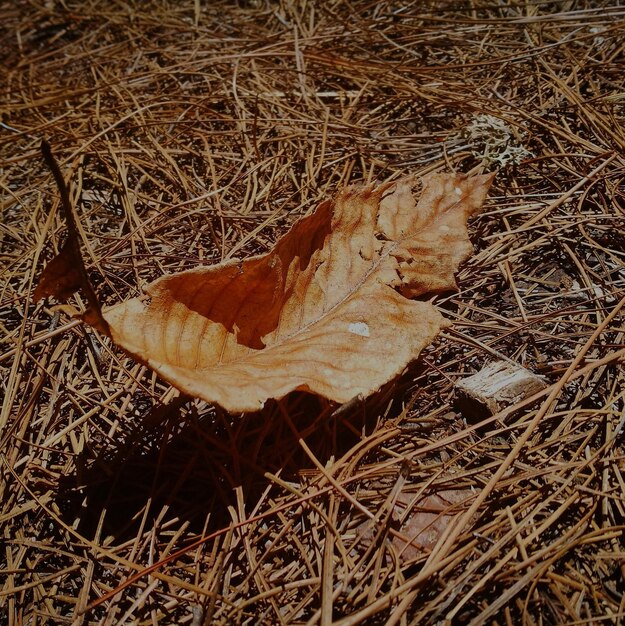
<box><xmin>2</xmin><ymin>2</ymin><xmax>625</xmax><ymax>624</ymax></box>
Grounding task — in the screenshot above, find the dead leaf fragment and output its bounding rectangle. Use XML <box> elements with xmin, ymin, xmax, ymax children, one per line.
<box><xmin>390</xmin><ymin>489</ymin><xmax>471</xmax><ymax>561</ymax></box>
<box><xmin>101</xmin><ymin>172</ymin><xmax>493</xmax><ymax>412</ymax></box>
<box><xmin>354</xmin><ymin>487</ymin><xmax>473</xmax><ymax>565</ymax></box>
<box><xmin>33</xmin><ymin>239</ymin><xmax>84</xmax><ymax>302</ymax></box>
<box><xmin>35</xmin><ymin>141</ymin><xmax>109</xmax><ymax>335</ymax></box>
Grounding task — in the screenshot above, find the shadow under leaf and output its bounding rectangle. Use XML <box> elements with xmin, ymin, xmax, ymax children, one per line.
<box><xmin>55</xmin><ymin>389</ymin><xmax>390</xmax><ymax>543</ymax></box>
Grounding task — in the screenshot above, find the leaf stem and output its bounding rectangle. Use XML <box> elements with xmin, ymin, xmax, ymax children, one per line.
<box><xmin>40</xmin><ymin>140</ymin><xmax>110</xmax><ymax>335</ymax></box>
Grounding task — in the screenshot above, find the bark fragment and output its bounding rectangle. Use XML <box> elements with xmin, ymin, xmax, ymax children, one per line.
<box><xmin>455</xmin><ymin>360</ymin><xmax>548</xmax><ymax>419</ymax></box>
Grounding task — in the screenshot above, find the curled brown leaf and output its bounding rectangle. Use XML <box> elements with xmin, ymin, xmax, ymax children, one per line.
<box><xmin>102</xmin><ymin>172</ymin><xmax>494</xmax><ymax>412</ymax></box>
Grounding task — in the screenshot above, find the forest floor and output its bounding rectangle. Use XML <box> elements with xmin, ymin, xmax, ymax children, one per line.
<box><xmin>2</xmin><ymin>1</ymin><xmax>625</xmax><ymax>624</ymax></box>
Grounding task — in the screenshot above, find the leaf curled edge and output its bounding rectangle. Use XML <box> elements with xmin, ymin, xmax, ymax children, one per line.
<box><xmin>103</xmin><ymin>172</ymin><xmax>494</xmax><ymax>412</ymax></box>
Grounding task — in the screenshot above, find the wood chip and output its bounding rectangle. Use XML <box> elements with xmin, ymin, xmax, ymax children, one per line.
<box><xmin>455</xmin><ymin>360</ymin><xmax>548</xmax><ymax>419</ymax></box>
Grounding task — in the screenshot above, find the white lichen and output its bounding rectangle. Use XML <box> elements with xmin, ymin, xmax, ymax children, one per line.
<box><xmin>460</xmin><ymin>114</ymin><xmax>533</xmax><ymax>167</ymax></box>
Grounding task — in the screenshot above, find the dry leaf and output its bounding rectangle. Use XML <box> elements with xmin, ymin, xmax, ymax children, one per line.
<box><xmin>35</xmin><ymin>141</ymin><xmax>109</xmax><ymax>335</ymax></box>
<box><xmin>389</xmin><ymin>489</ymin><xmax>471</xmax><ymax>561</ymax></box>
<box><xmin>353</xmin><ymin>487</ymin><xmax>472</xmax><ymax>565</ymax></box>
<box><xmin>101</xmin><ymin>172</ymin><xmax>493</xmax><ymax>412</ymax></box>
<box><xmin>34</xmin><ymin>239</ymin><xmax>84</xmax><ymax>302</ymax></box>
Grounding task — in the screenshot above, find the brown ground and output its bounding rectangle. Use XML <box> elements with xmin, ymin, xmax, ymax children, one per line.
<box><xmin>2</xmin><ymin>2</ymin><xmax>625</xmax><ymax>624</ymax></box>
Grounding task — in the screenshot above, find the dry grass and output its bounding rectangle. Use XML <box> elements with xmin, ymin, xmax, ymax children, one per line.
<box><xmin>2</xmin><ymin>1</ymin><xmax>625</xmax><ymax>624</ymax></box>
